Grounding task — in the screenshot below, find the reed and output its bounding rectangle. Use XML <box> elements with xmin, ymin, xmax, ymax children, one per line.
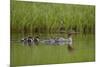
<box><xmin>11</xmin><ymin>1</ymin><xmax>95</xmax><ymax>34</ymax></box>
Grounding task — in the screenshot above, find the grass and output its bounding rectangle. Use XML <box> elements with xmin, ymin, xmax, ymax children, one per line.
<box><xmin>11</xmin><ymin>1</ymin><xmax>95</xmax><ymax>34</ymax></box>
<box><xmin>10</xmin><ymin>34</ymin><xmax>95</xmax><ymax>66</ymax></box>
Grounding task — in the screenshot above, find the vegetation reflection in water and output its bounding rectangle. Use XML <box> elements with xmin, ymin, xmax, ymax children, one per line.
<box><xmin>11</xmin><ymin>33</ymin><xmax>95</xmax><ymax>66</ymax></box>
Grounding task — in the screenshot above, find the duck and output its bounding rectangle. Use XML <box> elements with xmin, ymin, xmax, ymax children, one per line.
<box><xmin>40</xmin><ymin>38</ymin><xmax>55</xmax><ymax>45</ymax></box>
<box><xmin>33</xmin><ymin>36</ymin><xmax>40</xmax><ymax>45</ymax></box>
<box><xmin>40</xmin><ymin>30</ymin><xmax>79</xmax><ymax>46</ymax></box>
<box><xmin>40</xmin><ymin>35</ymin><xmax>72</xmax><ymax>45</ymax></box>
<box><xmin>21</xmin><ymin>37</ymin><xmax>28</xmax><ymax>45</ymax></box>
<box><xmin>21</xmin><ymin>36</ymin><xmax>34</xmax><ymax>46</ymax></box>
<box><xmin>21</xmin><ymin>35</ymin><xmax>40</xmax><ymax>46</ymax></box>
<box><xmin>27</xmin><ymin>36</ymin><xmax>34</xmax><ymax>46</ymax></box>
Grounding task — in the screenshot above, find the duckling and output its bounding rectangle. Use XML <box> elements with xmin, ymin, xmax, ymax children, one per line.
<box><xmin>34</xmin><ymin>36</ymin><xmax>39</xmax><ymax>45</ymax></box>
<box><xmin>27</xmin><ymin>36</ymin><xmax>33</xmax><ymax>46</ymax></box>
<box><xmin>21</xmin><ymin>36</ymin><xmax>34</xmax><ymax>46</ymax></box>
<box><xmin>21</xmin><ymin>37</ymin><xmax>28</xmax><ymax>45</ymax></box>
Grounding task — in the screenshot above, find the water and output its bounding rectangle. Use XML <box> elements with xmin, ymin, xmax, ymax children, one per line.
<box><xmin>11</xmin><ymin>33</ymin><xmax>94</xmax><ymax>46</ymax></box>
<box><xmin>11</xmin><ymin>33</ymin><xmax>95</xmax><ymax>66</ymax></box>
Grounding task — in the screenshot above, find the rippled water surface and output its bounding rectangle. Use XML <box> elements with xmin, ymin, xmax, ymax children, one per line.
<box><xmin>11</xmin><ymin>33</ymin><xmax>95</xmax><ymax>66</ymax></box>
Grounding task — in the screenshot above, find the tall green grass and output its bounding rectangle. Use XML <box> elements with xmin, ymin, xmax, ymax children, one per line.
<box><xmin>11</xmin><ymin>1</ymin><xmax>95</xmax><ymax>34</ymax></box>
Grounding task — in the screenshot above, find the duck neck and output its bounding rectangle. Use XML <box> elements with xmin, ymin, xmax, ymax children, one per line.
<box><xmin>68</xmin><ymin>34</ymin><xmax>72</xmax><ymax>38</ymax></box>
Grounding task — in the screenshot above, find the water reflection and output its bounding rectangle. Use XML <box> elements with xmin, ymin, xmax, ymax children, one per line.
<box><xmin>20</xmin><ymin>34</ymin><xmax>73</xmax><ymax>46</ymax></box>
<box><xmin>11</xmin><ymin>33</ymin><xmax>94</xmax><ymax>47</ymax></box>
